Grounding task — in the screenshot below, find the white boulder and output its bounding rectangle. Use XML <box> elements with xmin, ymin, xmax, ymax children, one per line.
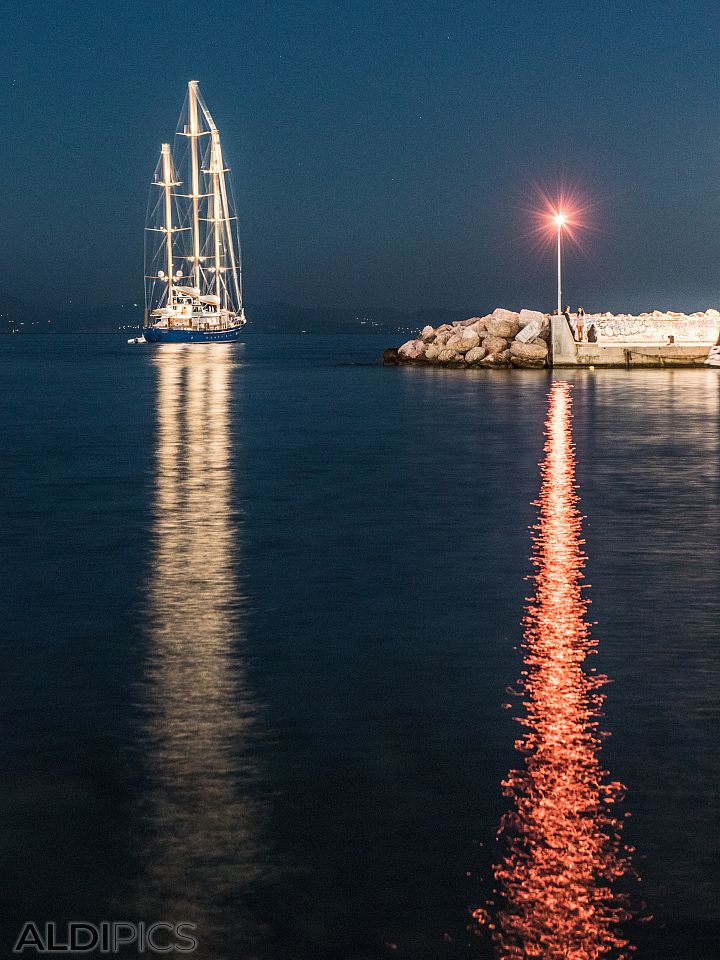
<box><xmin>398</xmin><ymin>339</ymin><xmax>427</xmax><ymax>361</ymax></box>
<box><xmin>485</xmin><ymin>317</ymin><xmax>520</xmax><ymax>339</ymax></box>
<box><xmin>515</xmin><ymin>319</ymin><xmax>543</xmax><ymax>343</ymax></box>
<box><xmin>448</xmin><ymin>332</ymin><xmax>479</xmax><ymax>353</ymax></box>
<box><xmin>482</xmin><ymin>335</ymin><xmax>509</xmax><ymax>355</ymax></box>
<box><xmin>518</xmin><ymin>308</ymin><xmax>545</xmax><ymax>328</ymax></box>
<box><xmin>479</xmin><ymin>351</ymin><xmax>508</xmax><ymax>367</ymax></box>
<box><xmin>464</xmin><ymin>345</ymin><xmax>486</xmax><ymax>365</ymax></box>
<box><xmin>438</xmin><ymin>348</ymin><xmax>463</xmax><ymax>366</ymax></box>
<box><xmin>510</xmin><ymin>340</ymin><xmax>548</xmax><ymax>368</ymax></box>
<box><xmin>492</xmin><ymin>307</ymin><xmax>520</xmax><ymax>323</ymax></box>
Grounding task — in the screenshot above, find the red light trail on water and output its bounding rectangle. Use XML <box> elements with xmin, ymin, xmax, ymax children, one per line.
<box><xmin>475</xmin><ymin>381</ymin><xmax>635</xmax><ymax>959</ymax></box>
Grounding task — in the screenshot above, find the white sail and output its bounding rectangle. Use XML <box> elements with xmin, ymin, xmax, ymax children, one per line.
<box><xmin>144</xmin><ymin>81</ymin><xmax>246</xmax><ymax>332</ymax></box>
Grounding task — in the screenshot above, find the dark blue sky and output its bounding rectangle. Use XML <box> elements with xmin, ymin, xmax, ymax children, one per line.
<box><xmin>2</xmin><ymin>0</ymin><xmax>719</xmax><ymax>312</ymax></box>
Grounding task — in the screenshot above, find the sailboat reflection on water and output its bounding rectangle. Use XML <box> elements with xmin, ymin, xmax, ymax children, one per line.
<box><xmin>136</xmin><ymin>348</ymin><xmax>266</xmax><ymax>957</ymax></box>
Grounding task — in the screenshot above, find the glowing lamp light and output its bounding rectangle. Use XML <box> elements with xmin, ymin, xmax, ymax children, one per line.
<box><xmin>554</xmin><ymin>212</ymin><xmax>567</xmax><ymax>228</ymax></box>
<box><xmin>158</xmin><ymin>270</ymin><xmax>165</xmax><ymax>278</ymax></box>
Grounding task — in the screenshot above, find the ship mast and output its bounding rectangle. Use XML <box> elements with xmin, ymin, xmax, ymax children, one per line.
<box><xmin>216</xmin><ymin>141</ymin><xmax>243</xmax><ymax>313</ymax></box>
<box><xmin>161</xmin><ymin>143</ymin><xmax>175</xmax><ymax>308</ymax></box>
<box><xmin>189</xmin><ymin>82</ymin><xmax>243</xmax><ymax>318</ymax></box>
<box><xmin>188</xmin><ymin>81</ymin><xmax>202</xmax><ymax>292</ymax></box>
<box><xmin>210</xmin><ymin>129</ymin><xmax>223</xmax><ymax>307</ymax></box>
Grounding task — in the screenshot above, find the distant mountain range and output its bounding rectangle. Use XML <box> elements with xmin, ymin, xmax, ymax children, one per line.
<box><xmin>0</xmin><ymin>295</ymin><xmax>477</xmax><ymax>336</ymax></box>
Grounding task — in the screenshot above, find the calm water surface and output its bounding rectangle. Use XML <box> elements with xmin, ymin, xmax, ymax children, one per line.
<box><xmin>0</xmin><ymin>335</ymin><xmax>718</xmax><ymax>959</ymax></box>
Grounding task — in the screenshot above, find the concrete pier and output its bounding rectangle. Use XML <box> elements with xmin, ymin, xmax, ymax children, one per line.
<box><xmin>551</xmin><ymin>312</ymin><xmax>717</xmax><ymax>368</ymax></box>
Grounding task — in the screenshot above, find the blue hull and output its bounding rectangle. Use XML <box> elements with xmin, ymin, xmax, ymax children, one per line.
<box><xmin>143</xmin><ymin>325</ymin><xmax>245</xmax><ymax>343</ymax></box>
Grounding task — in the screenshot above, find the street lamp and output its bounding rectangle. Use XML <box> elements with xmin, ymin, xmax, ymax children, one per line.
<box><xmin>554</xmin><ymin>212</ymin><xmax>566</xmax><ymax>317</ymax></box>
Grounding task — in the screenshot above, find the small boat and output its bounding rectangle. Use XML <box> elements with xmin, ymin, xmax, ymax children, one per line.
<box><xmin>705</xmin><ymin>345</ymin><xmax>720</xmax><ymax>367</ymax></box>
<box><xmin>143</xmin><ymin>81</ymin><xmax>247</xmax><ymax>344</ymax></box>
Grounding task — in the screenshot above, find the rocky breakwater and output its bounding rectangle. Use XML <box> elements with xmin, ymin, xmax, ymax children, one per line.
<box><xmin>384</xmin><ymin>309</ymin><xmax>550</xmax><ymax>369</ymax></box>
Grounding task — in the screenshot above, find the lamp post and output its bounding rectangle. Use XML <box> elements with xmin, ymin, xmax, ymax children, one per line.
<box><xmin>554</xmin><ymin>212</ymin><xmax>566</xmax><ymax>316</ymax></box>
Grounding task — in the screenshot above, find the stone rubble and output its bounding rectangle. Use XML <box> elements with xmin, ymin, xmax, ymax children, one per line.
<box><xmin>392</xmin><ymin>307</ymin><xmax>550</xmax><ymax>369</ymax></box>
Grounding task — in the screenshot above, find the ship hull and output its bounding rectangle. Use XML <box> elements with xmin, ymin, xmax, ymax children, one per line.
<box><xmin>143</xmin><ymin>324</ymin><xmax>245</xmax><ymax>344</ymax></box>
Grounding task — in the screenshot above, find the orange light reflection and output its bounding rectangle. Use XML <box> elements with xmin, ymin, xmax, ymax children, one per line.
<box><xmin>477</xmin><ymin>381</ymin><xmax>634</xmax><ymax>959</ymax></box>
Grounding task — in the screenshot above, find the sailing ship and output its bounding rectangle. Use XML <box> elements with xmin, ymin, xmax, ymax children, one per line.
<box><xmin>143</xmin><ymin>81</ymin><xmax>247</xmax><ymax>343</ymax></box>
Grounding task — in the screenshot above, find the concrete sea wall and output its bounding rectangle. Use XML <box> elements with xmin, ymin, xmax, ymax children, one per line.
<box><xmin>552</xmin><ymin>310</ymin><xmax>719</xmax><ymax>367</ymax></box>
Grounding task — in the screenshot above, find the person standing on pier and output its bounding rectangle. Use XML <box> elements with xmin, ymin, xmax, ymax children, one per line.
<box><xmin>576</xmin><ymin>306</ymin><xmax>586</xmax><ymax>342</ymax></box>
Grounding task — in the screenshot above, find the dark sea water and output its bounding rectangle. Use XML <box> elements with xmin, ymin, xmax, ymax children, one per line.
<box><xmin>0</xmin><ymin>334</ymin><xmax>718</xmax><ymax>959</ymax></box>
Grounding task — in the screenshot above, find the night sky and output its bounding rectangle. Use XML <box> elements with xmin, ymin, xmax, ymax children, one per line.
<box><xmin>2</xmin><ymin>0</ymin><xmax>720</xmax><ymax>313</ymax></box>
